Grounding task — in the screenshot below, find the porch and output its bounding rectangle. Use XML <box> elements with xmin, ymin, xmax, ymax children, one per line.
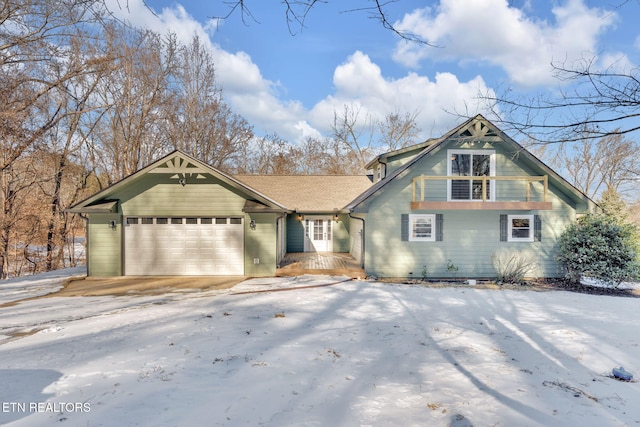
<box><xmin>410</xmin><ymin>175</ymin><xmax>553</xmax><ymax>210</ymax></box>
<box><xmin>276</xmin><ymin>252</ymin><xmax>365</xmax><ymax>278</ymax></box>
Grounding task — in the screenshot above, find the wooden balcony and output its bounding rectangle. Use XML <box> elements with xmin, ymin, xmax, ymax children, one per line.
<box><xmin>411</xmin><ymin>175</ymin><xmax>552</xmax><ymax>210</ymax></box>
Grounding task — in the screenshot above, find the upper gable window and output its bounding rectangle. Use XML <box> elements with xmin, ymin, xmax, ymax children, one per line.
<box><xmin>447</xmin><ymin>150</ymin><xmax>495</xmax><ymax>201</ymax></box>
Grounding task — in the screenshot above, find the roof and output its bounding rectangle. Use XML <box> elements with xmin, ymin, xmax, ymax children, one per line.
<box><xmin>364</xmin><ymin>138</ymin><xmax>438</xmax><ymax>169</ymax></box>
<box><xmin>347</xmin><ymin>114</ymin><xmax>598</xmax><ymax>212</ymax></box>
<box><xmin>235</xmin><ymin>175</ymin><xmax>373</xmax><ymax>212</ymax></box>
<box><xmin>68</xmin><ymin>151</ymin><xmax>287</xmax><ymax>213</ymax></box>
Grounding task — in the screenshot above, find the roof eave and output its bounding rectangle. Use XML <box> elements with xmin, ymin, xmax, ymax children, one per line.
<box><xmin>68</xmin><ymin>150</ymin><xmax>287</xmax><ymax>212</ymax></box>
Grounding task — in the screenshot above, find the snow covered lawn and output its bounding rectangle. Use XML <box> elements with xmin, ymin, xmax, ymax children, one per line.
<box><xmin>1</xmin><ymin>271</ymin><xmax>639</xmax><ymax>426</ymax></box>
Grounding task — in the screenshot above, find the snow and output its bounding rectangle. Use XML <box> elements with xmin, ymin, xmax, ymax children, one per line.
<box><xmin>1</xmin><ymin>271</ymin><xmax>639</xmax><ymax>426</ymax></box>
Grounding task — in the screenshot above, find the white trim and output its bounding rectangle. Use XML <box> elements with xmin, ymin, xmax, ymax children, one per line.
<box><xmin>508</xmin><ymin>214</ymin><xmax>534</xmax><ymax>242</ymax></box>
<box><xmin>303</xmin><ymin>216</ymin><xmax>333</xmax><ymax>252</ymax></box>
<box><xmin>446</xmin><ymin>149</ymin><xmax>496</xmax><ymax>202</ymax></box>
<box><xmin>409</xmin><ymin>214</ymin><xmax>436</xmax><ymax>242</ymax></box>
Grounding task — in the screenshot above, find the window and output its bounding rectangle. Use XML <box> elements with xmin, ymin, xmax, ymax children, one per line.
<box><xmin>201</xmin><ymin>217</ymin><xmax>213</xmax><ymax>224</ymax></box>
<box><xmin>409</xmin><ymin>214</ymin><xmax>436</xmax><ymax>241</ymax></box>
<box><xmin>171</xmin><ymin>218</ymin><xmax>183</xmax><ymax>224</ymax></box>
<box><xmin>186</xmin><ymin>217</ymin><xmax>198</xmax><ymax>224</ymax></box>
<box><xmin>508</xmin><ymin>215</ymin><xmax>533</xmax><ymax>242</ymax></box>
<box><xmin>141</xmin><ymin>217</ymin><xmax>153</xmax><ymax>224</ymax></box>
<box><xmin>126</xmin><ymin>217</ymin><xmax>139</xmax><ymax>225</ymax></box>
<box><xmin>156</xmin><ymin>217</ymin><xmax>168</xmax><ymax>225</ymax></box>
<box><xmin>447</xmin><ymin>150</ymin><xmax>495</xmax><ymax>201</ymax></box>
<box><xmin>230</xmin><ymin>218</ymin><xmax>242</xmax><ymax>225</ymax></box>
<box><xmin>402</xmin><ymin>214</ymin><xmax>443</xmax><ymax>242</ymax></box>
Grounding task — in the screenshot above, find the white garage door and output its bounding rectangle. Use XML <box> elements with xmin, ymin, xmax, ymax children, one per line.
<box><xmin>124</xmin><ymin>217</ymin><xmax>244</xmax><ymax>275</ymax></box>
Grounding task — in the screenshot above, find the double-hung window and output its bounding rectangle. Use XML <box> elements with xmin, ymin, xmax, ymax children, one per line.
<box><xmin>508</xmin><ymin>214</ymin><xmax>534</xmax><ymax>242</ymax></box>
<box><xmin>447</xmin><ymin>150</ymin><xmax>495</xmax><ymax>201</ymax></box>
<box><xmin>409</xmin><ymin>214</ymin><xmax>436</xmax><ymax>241</ymax></box>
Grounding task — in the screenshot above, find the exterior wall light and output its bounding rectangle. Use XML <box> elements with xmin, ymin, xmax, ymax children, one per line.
<box><xmin>249</xmin><ymin>219</ymin><xmax>256</xmax><ymax>229</ymax></box>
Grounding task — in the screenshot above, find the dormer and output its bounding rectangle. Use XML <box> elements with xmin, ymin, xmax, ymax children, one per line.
<box><xmin>366</xmin><ymin>139</ymin><xmax>438</xmax><ymax>183</ymax></box>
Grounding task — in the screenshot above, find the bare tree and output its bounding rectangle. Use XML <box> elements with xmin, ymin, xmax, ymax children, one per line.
<box><xmin>0</xmin><ymin>158</ymin><xmax>39</xmax><ymax>278</ymax></box>
<box><xmin>211</xmin><ymin>0</ymin><xmax>436</xmax><ymax>45</ymax></box>
<box><xmin>0</xmin><ymin>0</ymin><xmax>108</xmax><ymax>172</ymax></box>
<box><xmin>89</xmin><ymin>25</ymin><xmax>177</xmax><ymax>183</ymax></box>
<box><xmin>0</xmin><ymin>0</ymin><xmax>113</xmax><ymax>275</ymax></box>
<box><xmin>241</xmin><ymin>133</ymin><xmax>304</xmax><ymax>174</ymax></box>
<box><xmin>378</xmin><ymin>109</ymin><xmax>421</xmax><ymax>151</ymax></box>
<box><xmin>551</xmin><ymin>131</ymin><xmax>640</xmax><ymax>200</ymax></box>
<box><xmin>484</xmin><ymin>57</ymin><xmax>640</xmax><ymax>144</ymax></box>
<box><xmin>331</xmin><ymin>104</ymin><xmax>376</xmax><ymax>173</ymax></box>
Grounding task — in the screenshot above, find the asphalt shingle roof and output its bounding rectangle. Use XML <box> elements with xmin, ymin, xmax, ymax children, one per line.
<box><xmin>234</xmin><ymin>175</ymin><xmax>373</xmax><ymax>212</ymax></box>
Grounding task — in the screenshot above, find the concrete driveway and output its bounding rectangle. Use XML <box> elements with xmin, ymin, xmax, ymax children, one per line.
<box><xmin>52</xmin><ymin>276</ymin><xmax>245</xmax><ymax>297</ymax></box>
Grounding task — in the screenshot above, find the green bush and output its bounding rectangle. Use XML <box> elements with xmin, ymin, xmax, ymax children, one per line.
<box><xmin>557</xmin><ymin>214</ymin><xmax>640</xmax><ymax>287</ymax></box>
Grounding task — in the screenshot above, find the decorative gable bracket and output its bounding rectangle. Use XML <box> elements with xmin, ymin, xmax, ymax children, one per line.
<box><xmin>148</xmin><ymin>154</ymin><xmax>208</xmax><ymax>181</ymax></box>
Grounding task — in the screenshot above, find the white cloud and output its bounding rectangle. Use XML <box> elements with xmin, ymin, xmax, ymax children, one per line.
<box><xmin>105</xmin><ymin>1</ymin><xmax>210</xmax><ymax>45</ymax></box>
<box><xmin>594</xmin><ymin>52</ymin><xmax>635</xmax><ymax>74</ymax></box>
<box><xmin>104</xmin><ymin>0</ymin><xmax>308</xmax><ymax>141</ymax></box>
<box><xmin>102</xmin><ymin>1</ymin><xmax>500</xmax><ymax>144</ymax></box>
<box><xmin>309</xmin><ymin>52</ymin><xmax>496</xmax><ymax>139</ymax></box>
<box><xmin>392</xmin><ymin>0</ymin><xmax>616</xmax><ymax>87</ymax></box>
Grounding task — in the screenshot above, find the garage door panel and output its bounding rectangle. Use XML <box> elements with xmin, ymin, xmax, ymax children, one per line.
<box><xmin>125</xmin><ymin>217</ymin><xmax>244</xmax><ymax>276</ymax></box>
<box><xmin>199</xmin><ymin>241</ymin><xmax>214</xmax><ymax>250</ymax></box>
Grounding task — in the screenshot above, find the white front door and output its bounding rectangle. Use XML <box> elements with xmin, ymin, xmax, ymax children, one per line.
<box><xmin>304</xmin><ymin>217</ymin><xmax>332</xmax><ymax>252</ymax></box>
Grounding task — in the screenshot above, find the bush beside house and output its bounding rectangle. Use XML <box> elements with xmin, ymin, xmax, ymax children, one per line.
<box><xmin>557</xmin><ymin>214</ymin><xmax>640</xmax><ymax>287</ymax></box>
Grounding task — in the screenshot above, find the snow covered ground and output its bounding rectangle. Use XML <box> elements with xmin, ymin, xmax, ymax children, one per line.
<box><xmin>0</xmin><ymin>270</ymin><xmax>639</xmax><ymax>427</ymax></box>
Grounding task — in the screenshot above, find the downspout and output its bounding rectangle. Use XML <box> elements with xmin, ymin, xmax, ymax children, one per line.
<box><xmin>348</xmin><ymin>212</ymin><xmax>365</xmax><ymax>269</ymax></box>
<box><xmin>378</xmin><ymin>157</ymin><xmax>387</xmax><ymax>181</ymax></box>
<box><xmin>276</xmin><ymin>211</ymin><xmax>288</xmax><ymax>266</ymax></box>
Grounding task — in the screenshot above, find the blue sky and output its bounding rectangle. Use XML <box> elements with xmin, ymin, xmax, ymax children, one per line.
<box><xmin>108</xmin><ymin>0</ymin><xmax>640</xmax><ymax>144</ymax></box>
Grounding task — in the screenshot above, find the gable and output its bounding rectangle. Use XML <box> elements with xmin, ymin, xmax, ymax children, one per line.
<box><xmin>347</xmin><ymin>115</ymin><xmax>597</xmax><ymax>213</ymax></box>
<box><xmin>68</xmin><ymin>151</ymin><xmax>286</xmax><ymax>214</ymax></box>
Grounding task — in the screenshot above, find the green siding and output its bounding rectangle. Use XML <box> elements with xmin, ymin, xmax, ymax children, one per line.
<box><xmin>286</xmin><ymin>215</ymin><xmax>305</xmax><ymax>252</ymax></box>
<box><xmin>385</xmin><ymin>150</ymin><xmax>421</xmax><ymax>176</ymax></box>
<box><xmin>86</xmin><ymin>172</ymin><xmax>282</xmax><ymax>277</ymax></box>
<box><xmin>363</xmin><ymin>139</ymin><xmax>578</xmax><ymax>279</ymax></box>
<box><xmin>114</xmin><ymin>174</ymin><xmax>247</xmax><ymax>216</ymax></box>
<box><xmin>87</xmin><ymin>213</ymin><xmax>122</xmax><ymax>276</ymax></box>
<box><xmin>286</xmin><ymin>214</ymin><xmax>350</xmax><ymax>253</ymax></box>
<box><xmin>245</xmin><ymin>213</ymin><xmax>277</xmax><ymax>276</ymax></box>
<box><xmin>333</xmin><ymin>214</ymin><xmax>350</xmax><ymax>252</ymax></box>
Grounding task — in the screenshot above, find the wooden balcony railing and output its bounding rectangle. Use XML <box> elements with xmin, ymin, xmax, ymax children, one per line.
<box><xmin>410</xmin><ymin>175</ymin><xmax>552</xmax><ymax>210</ymax></box>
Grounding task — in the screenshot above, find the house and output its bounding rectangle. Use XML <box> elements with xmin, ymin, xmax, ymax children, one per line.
<box><xmin>346</xmin><ymin>114</ymin><xmax>597</xmax><ymax>278</ymax></box>
<box><xmin>68</xmin><ymin>152</ymin><xmax>371</xmax><ymax>277</ymax></box>
<box><xmin>68</xmin><ymin>115</ymin><xmax>596</xmax><ymax>279</ymax></box>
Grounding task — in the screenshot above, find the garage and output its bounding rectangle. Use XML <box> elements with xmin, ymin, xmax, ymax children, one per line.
<box><xmin>124</xmin><ymin>216</ymin><xmax>244</xmax><ymax>275</ymax></box>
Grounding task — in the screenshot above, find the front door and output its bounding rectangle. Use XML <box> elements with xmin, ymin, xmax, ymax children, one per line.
<box><xmin>304</xmin><ymin>217</ymin><xmax>332</xmax><ymax>252</ymax></box>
